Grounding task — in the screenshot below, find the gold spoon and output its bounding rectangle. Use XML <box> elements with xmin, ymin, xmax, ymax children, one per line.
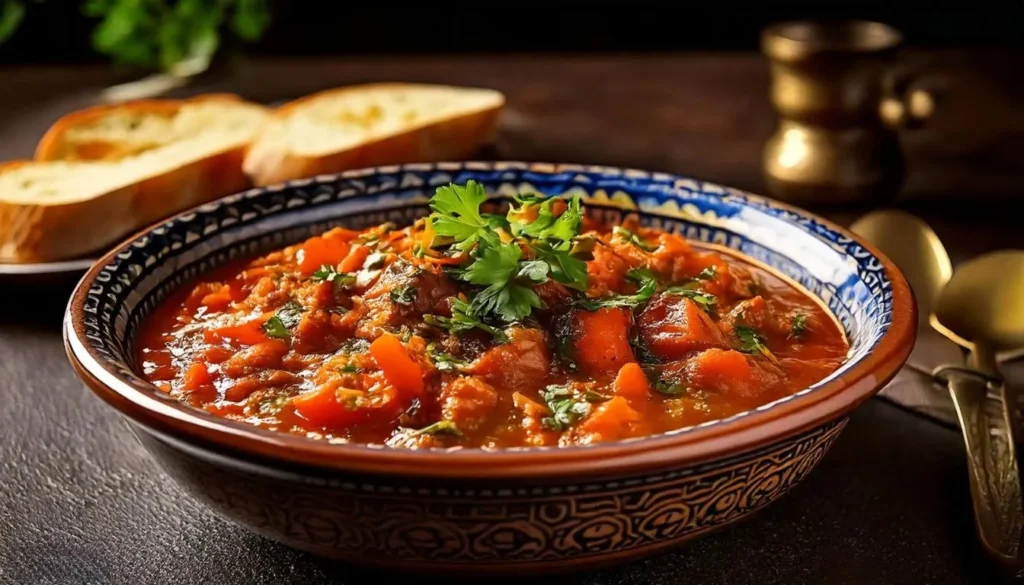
<box><xmin>932</xmin><ymin>250</ymin><xmax>1024</xmax><ymax>566</ymax></box>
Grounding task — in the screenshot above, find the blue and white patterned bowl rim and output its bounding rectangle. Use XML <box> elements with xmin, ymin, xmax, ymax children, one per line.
<box><xmin>71</xmin><ymin>161</ymin><xmax>894</xmax><ymax>450</ymax></box>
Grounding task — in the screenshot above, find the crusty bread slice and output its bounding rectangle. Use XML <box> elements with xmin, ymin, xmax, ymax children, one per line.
<box><xmin>0</xmin><ymin>95</ymin><xmax>270</xmax><ymax>263</ymax></box>
<box><xmin>243</xmin><ymin>83</ymin><xmax>505</xmax><ymax>186</ymax></box>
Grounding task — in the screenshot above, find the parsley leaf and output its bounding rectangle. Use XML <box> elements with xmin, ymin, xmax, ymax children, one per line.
<box><xmin>428</xmin><ymin>180</ymin><xmax>491</xmax><ymax>249</ymax></box>
<box><xmin>698</xmin><ymin>266</ymin><xmax>718</xmax><ymax>281</ymax></box>
<box><xmin>424</xmin><ymin>298</ymin><xmax>508</xmax><ymax>343</ymax></box>
<box><xmin>790</xmin><ymin>312</ymin><xmax>808</xmax><ymax>339</ymax></box>
<box><xmin>531</xmin><ymin>241</ymin><xmax>589</xmax><ymax>292</ymax></box>
<box><xmin>462</xmin><ymin>242</ymin><xmax>546</xmax><ymax>322</ymax></box>
<box><xmin>426</xmin><ymin>344</ymin><xmax>469</xmax><ymax>372</ymax></box>
<box><xmin>653</xmin><ymin>379</ymin><xmax>688</xmax><ymax>396</ymax></box>
<box><xmin>735</xmin><ymin>324</ymin><xmax>777</xmax><ymax>361</ymax></box>
<box><xmin>540</xmin><ymin>385</ymin><xmax>594</xmax><ymax>431</ymax></box>
<box><xmin>311</xmin><ymin>265</ymin><xmax>356</xmax><ymax>289</ymax></box>
<box><xmin>389</xmin><ymin>285</ymin><xmax>417</xmax><ymax>306</ymax></box>
<box><xmin>613</xmin><ymin>226</ymin><xmax>656</xmax><ymax>251</ymax></box>
<box><xmin>664</xmin><ymin>285</ymin><xmax>717</xmax><ymax>314</ymax></box>
<box><xmin>576</xmin><ymin>268</ymin><xmax>658</xmax><ymax>310</ymax></box>
<box><xmin>262</xmin><ymin>300</ymin><xmax>304</xmax><ymax>339</ymax></box>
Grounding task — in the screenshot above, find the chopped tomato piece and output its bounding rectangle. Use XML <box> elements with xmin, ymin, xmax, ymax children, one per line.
<box><xmin>613</xmin><ymin>362</ymin><xmax>651</xmax><ymax>400</ymax></box>
<box><xmin>575</xmin><ymin>396</ymin><xmax>643</xmax><ymax>443</ymax></box>
<box><xmin>572</xmin><ymin>307</ymin><xmax>636</xmax><ymax>374</ymax></box>
<box><xmin>297</xmin><ymin>235</ymin><xmax>351</xmax><ymax>275</ymax></box>
<box><xmin>292</xmin><ymin>382</ymin><xmax>369</xmax><ymax>428</ymax></box>
<box><xmin>688</xmin><ymin>348</ymin><xmax>755</xmax><ymax>396</ymax></box>
<box><xmin>638</xmin><ymin>295</ymin><xmax>726</xmax><ymax>359</ymax></box>
<box><xmin>339</xmin><ymin>244</ymin><xmax>371</xmax><ymax>273</ymax></box>
<box><xmin>440</xmin><ymin>376</ymin><xmax>499</xmax><ymax>432</ymax></box>
<box><xmin>369</xmin><ymin>332</ymin><xmax>424</xmax><ymax>397</ymax></box>
<box><xmin>205</xmin><ymin>320</ymin><xmax>269</xmax><ymax>346</ymax></box>
<box><xmin>182</xmin><ymin>362</ymin><xmax>214</xmax><ymax>391</ymax></box>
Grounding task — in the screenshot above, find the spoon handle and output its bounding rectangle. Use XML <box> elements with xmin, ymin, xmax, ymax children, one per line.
<box><xmin>948</xmin><ymin>371</ymin><xmax>1023</xmax><ymax>565</ymax></box>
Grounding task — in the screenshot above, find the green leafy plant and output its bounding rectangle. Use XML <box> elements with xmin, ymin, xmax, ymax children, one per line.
<box><xmin>0</xmin><ymin>0</ymin><xmax>271</xmax><ymax>75</ymax></box>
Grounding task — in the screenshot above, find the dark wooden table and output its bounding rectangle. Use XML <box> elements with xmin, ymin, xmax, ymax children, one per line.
<box><xmin>2</xmin><ymin>53</ymin><xmax>1023</xmax><ymax>585</ymax></box>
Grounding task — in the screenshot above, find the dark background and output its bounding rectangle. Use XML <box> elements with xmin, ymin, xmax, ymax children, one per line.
<box><xmin>2</xmin><ymin>3</ymin><xmax>1023</xmax><ymax>65</ymax></box>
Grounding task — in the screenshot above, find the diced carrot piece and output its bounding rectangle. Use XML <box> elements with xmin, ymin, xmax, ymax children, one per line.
<box><xmin>297</xmin><ymin>235</ymin><xmax>351</xmax><ymax>275</ymax></box>
<box><xmin>638</xmin><ymin>295</ymin><xmax>726</xmax><ymax>360</ymax></box>
<box><xmin>198</xmin><ymin>283</ymin><xmax>234</xmax><ymax>311</ymax></box>
<box><xmin>205</xmin><ymin>320</ymin><xmax>268</xmax><ymax>346</ymax></box>
<box><xmin>182</xmin><ymin>362</ymin><xmax>214</xmax><ymax>391</ymax></box>
<box><xmin>369</xmin><ymin>332</ymin><xmax>424</xmax><ymax>397</ymax></box>
<box><xmin>513</xmin><ymin>391</ymin><xmax>549</xmax><ymax>418</ymax></box>
<box><xmin>688</xmin><ymin>348</ymin><xmax>755</xmax><ymax>396</ymax></box>
<box><xmin>613</xmin><ymin>362</ymin><xmax>651</xmax><ymax>400</ymax></box>
<box><xmin>292</xmin><ymin>382</ymin><xmax>368</xmax><ymax>428</ymax></box>
<box><xmin>577</xmin><ymin>396</ymin><xmax>642</xmax><ymax>442</ymax></box>
<box><xmin>338</xmin><ymin>244</ymin><xmax>371</xmax><ymax>273</ymax></box>
<box><xmin>572</xmin><ymin>307</ymin><xmax>636</xmax><ymax>374</ymax></box>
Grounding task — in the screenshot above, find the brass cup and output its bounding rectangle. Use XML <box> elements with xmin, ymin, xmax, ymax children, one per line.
<box><xmin>761</xmin><ymin>20</ymin><xmax>935</xmax><ymax>206</ymax></box>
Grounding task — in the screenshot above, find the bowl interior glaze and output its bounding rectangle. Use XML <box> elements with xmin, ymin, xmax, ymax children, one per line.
<box><xmin>65</xmin><ymin>161</ymin><xmax>913</xmax><ymax>478</ymax></box>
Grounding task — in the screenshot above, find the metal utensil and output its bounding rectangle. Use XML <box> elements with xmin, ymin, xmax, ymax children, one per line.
<box><xmin>932</xmin><ymin>250</ymin><xmax>1024</xmax><ymax>566</ymax></box>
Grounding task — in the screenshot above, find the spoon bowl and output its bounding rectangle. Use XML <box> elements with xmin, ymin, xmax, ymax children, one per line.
<box><xmin>932</xmin><ymin>250</ymin><xmax>1024</xmax><ymax>355</ymax></box>
<box><xmin>850</xmin><ymin>210</ymin><xmax>952</xmax><ymax>327</ymax></box>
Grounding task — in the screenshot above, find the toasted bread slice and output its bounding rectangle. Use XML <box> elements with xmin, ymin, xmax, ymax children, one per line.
<box><xmin>243</xmin><ymin>83</ymin><xmax>505</xmax><ymax>186</ymax></box>
<box><xmin>0</xmin><ymin>96</ymin><xmax>270</xmax><ymax>263</ymax></box>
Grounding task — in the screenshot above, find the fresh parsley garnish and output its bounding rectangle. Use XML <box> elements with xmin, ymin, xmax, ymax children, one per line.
<box><xmin>262</xmin><ymin>300</ymin><xmax>304</xmax><ymax>339</ymax></box>
<box><xmin>697</xmin><ymin>266</ymin><xmax>718</xmax><ymax>281</ymax></box>
<box><xmin>613</xmin><ymin>226</ymin><xmax>656</xmax><ymax>251</ymax></box>
<box><xmin>340</xmin><ymin>363</ymin><xmax>363</xmax><ymax>374</ymax></box>
<box><xmin>461</xmin><ymin>242</ymin><xmax>546</xmax><ymax>322</ymax></box>
<box><xmin>428</xmin><ymin>180</ymin><xmax>492</xmax><ymax>250</ymax></box>
<box><xmin>664</xmin><ymin>285</ymin><xmax>718</xmax><ymax>314</ymax></box>
<box><xmin>507</xmin><ymin>192</ymin><xmax>582</xmax><ymax>245</ymax></box>
<box><xmin>531</xmin><ymin>241</ymin><xmax>589</xmax><ymax>292</ymax></box>
<box><xmin>576</xmin><ymin>268</ymin><xmax>658</xmax><ymax>310</ymax></box>
<box><xmin>364</xmin><ymin>252</ymin><xmax>386</xmax><ymax>270</ymax></box>
<box><xmin>735</xmin><ymin>324</ymin><xmax>777</xmax><ymax>361</ymax></box>
<box><xmin>389</xmin><ymin>285</ymin><xmax>417</xmax><ymax>306</ymax></box>
<box><xmin>424</xmin><ymin>298</ymin><xmax>509</xmax><ymax>343</ymax></box>
<box><xmin>790</xmin><ymin>312</ymin><xmax>808</xmax><ymax>339</ymax></box>
<box><xmin>653</xmin><ymin>379</ymin><xmax>688</xmax><ymax>396</ymax></box>
<box><xmin>540</xmin><ymin>385</ymin><xmax>594</xmax><ymax>431</ymax></box>
<box><xmin>426</xmin><ymin>343</ymin><xmax>469</xmax><ymax>372</ymax></box>
<box><xmin>311</xmin><ymin>265</ymin><xmax>356</xmax><ymax>289</ymax></box>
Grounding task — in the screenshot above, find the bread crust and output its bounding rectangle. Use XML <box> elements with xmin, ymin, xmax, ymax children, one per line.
<box><xmin>1</xmin><ymin>94</ymin><xmax>267</xmax><ymax>263</ymax></box>
<box><xmin>34</xmin><ymin>93</ymin><xmax>251</xmax><ymax>161</ymax></box>
<box><xmin>0</xmin><ymin>148</ymin><xmax>249</xmax><ymax>263</ymax></box>
<box><xmin>242</xmin><ymin>83</ymin><xmax>505</xmax><ymax>186</ymax></box>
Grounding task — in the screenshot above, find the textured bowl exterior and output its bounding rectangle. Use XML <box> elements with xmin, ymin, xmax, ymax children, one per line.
<box><xmin>64</xmin><ymin>161</ymin><xmax>915</xmax><ymax>573</ymax></box>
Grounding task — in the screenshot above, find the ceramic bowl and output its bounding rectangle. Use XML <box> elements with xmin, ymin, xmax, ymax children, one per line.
<box><xmin>64</xmin><ymin>162</ymin><xmax>915</xmax><ymax>575</ymax></box>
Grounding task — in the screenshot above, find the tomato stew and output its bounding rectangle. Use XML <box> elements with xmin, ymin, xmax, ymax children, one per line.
<box><xmin>138</xmin><ymin>182</ymin><xmax>849</xmax><ymax>449</ymax></box>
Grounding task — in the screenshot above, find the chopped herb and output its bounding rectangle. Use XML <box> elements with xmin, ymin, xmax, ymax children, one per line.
<box><xmin>540</xmin><ymin>385</ymin><xmax>593</xmax><ymax>431</ymax></box>
<box><xmin>412</xmin><ymin>243</ymin><xmax>426</xmax><ymax>258</ymax></box>
<box><xmin>426</xmin><ymin>344</ymin><xmax>469</xmax><ymax>372</ymax></box>
<box><xmin>389</xmin><ymin>285</ymin><xmax>418</xmax><ymax>306</ymax></box>
<box><xmin>340</xmin><ymin>363</ymin><xmax>363</xmax><ymax>374</ymax></box>
<box><xmin>697</xmin><ymin>266</ymin><xmax>718</xmax><ymax>281</ymax></box>
<box><xmin>664</xmin><ymin>285</ymin><xmax>717</xmax><ymax>314</ymax></box>
<box><xmin>583</xmin><ymin>389</ymin><xmax>612</xmax><ymax>402</ymax></box>
<box><xmin>531</xmin><ymin>241</ymin><xmax>589</xmax><ymax>292</ymax></box>
<box><xmin>327</xmin><ymin>306</ymin><xmax>350</xmax><ymax>316</ymax></box>
<box><xmin>311</xmin><ymin>265</ymin><xmax>356</xmax><ymax>289</ymax></box>
<box><xmin>462</xmin><ymin>242</ymin><xmax>546</xmax><ymax>322</ymax></box>
<box><xmin>338</xmin><ymin>338</ymin><xmax>370</xmax><ymax>354</ymax></box>
<box><xmin>613</xmin><ymin>226</ymin><xmax>656</xmax><ymax>251</ymax></box>
<box><xmin>790</xmin><ymin>312</ymin><xmax>808</xmax><ymax>339</ymax></box>
<box><xmin>507</xmin><ymin>193</ymin><xmax>583</xmax><ymax>245</ymax></box>
<box><xmin>735</xmin><ymin>324</ymin><xmax>777</xmax><ymax>361</ymax></box>
<box><xmin>576</xmin><ymin>268</ymin><xmax>658</xmax><ymax>310</ymax></box>
<box><xmin>653</xmin><ymin>379</ymin><xmax>688</xmax><ymax>396</ymax></box>
<box><xmin>424</xmin><ymin>298</ymin><xmax>508</xmax><ymax>343</ymax></box>
<box><xmin>262</xmin><ymin>301</ymin><xmax>304</xmax><ymax>339</ymax></box>
<box><xmin>413</xmin><ymin>420</ymin><xmax>463</xmax><ymax>437</ymax></box>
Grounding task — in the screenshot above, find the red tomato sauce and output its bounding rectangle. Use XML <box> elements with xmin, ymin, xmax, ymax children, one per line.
<box><xmin>137</xmin><ymin>191</ymin><xmax>848</xmax><ymax>450</ymax></box>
